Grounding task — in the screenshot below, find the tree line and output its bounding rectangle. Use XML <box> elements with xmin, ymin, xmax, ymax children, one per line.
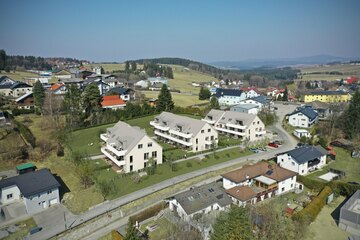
<box><xmin>0</xmin><ymin>49</ymin><xmax>52</xmax><ymax>71</ymax></box>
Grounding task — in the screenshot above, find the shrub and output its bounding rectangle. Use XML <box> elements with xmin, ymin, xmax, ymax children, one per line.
<box><xmin>186</xmin><ymin>162</ymin><xmax>192</xmax><ymax>168</ymax></box>
<box><xmin>329</xmin><ymin>181</ymin><xmax>360</xmax><ymax>197</ymax></box>
<box><xmin>130</xmin><ymin>202</ymin><xmax>167</xmax><ymax>223</ymax></box>
<box><xmin>131</xmin><ymin>173</ymin><xmax>141</xmax><ymax>184</ymax></box>
<box><xmin>12</xmin><ymin>108</ymin><xmax>35</xmax><ymax>116</ymax></box>
<box><xmin>14</xmin><ymin>120</ymin><xmax>36</xmax><ymax>148</ymax></box>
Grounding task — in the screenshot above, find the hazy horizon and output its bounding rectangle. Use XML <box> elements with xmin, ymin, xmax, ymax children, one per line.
<box><xmin>1</xmin><ymin>0</ymin><xmax>360</xmax><ymax>63</ymax></box>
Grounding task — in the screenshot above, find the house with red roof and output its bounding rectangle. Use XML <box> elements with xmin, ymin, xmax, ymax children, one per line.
<box><xmin>346</xmin><ymin>76</ymin><xmax>358</xmax><ymax>85</ymax></box>
<box><xmin>101</xmin><ymin>95</ymin><xmax>126</xmax><ymax>110</ymax></box>
<box><xmin>240</xmin><ymin>87</ymin><xmax>261</xmax><ymax>98</ymax></box>
<box><xmin>48</xmin><ymin>83</ymin><xmax>66</xmax><ymax>95</ymax></box>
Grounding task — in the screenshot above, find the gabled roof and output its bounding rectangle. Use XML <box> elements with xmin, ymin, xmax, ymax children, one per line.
<box><xmin>15</xmin><ymin>91</ymin><xmax>33</xmax><ymax>102</ymax></box>
<box><xmin>53</xmin><ymin>69</ymin><xmax>71</xmax><ymax>75</ymax></box>
<box><xmin>49</xmin><ymin>83</ymin><xmax>65</xmax><ymax>91</ymax></box>
<box><xmin>288</xmin><ymin>107</ymin><xmax>318</xmax><ymax>121</ymax></box>
<box><xmin>281</xmin><ymin>145</ymin><xmax>328</xmax><ymax>164</ymax></box>
<box><xmin>101</xmin><ymin>95</ymin><xmax>126</xmax><ymax>107</ymax></box>
<box><xmin>0</xmin><ymin>76</ymin><xmax>16</xmax><ymax>85</ymax></box>
<box><xmin>155</xmin><ymin>112</ymin><xmax>209</xmax><ymax>136</ymax></box>
<box><xmin>10</xmin><ymin>82</ymin><xmax>31</xmax><ymax>90</ymax></box>
<box><xmin>249</xmin><ymin>95</ymin><xmax>270</xmax><ymax>105</ymax></box>
<box><xmin>222</xmin><ymin>161</ymin><xmax>297</xmax><ymax>183</ymax></box>
<box><xmin>106</xmin><ymin>121</ymin><xmax>147</xmax><ymax>152</ymax></box>
<box><xmin>108</xmin><ymin>87</ymin><xmax>133</xmax><ymax>95</ymax></box>
<box><xmin>225</xmin><ymin>186</ymin><xmax>257</xmax><ymax>202</ymax></box>
<box><xmin>308</xmin><ymin>90</ymin><xmax>348</xmax><ymax>95</ymax></box>
<box><xmin>215</xmin><ymin>88</ymin><xmax>244</xmax><ymax>98</ymax></box>
<box><xmin>205</xmin><ymin>109</ymin><xmax>258</xmax><ymax>127</ymax></box>
<box><xmin>172</xmin><ymin>182</ymin><xmax>232</xmax><ymax>215</ymax></box>
<box><xmin>0</xmin><ymin>169</ymin><xmax>60</xmax><ymax>198</ymax></box>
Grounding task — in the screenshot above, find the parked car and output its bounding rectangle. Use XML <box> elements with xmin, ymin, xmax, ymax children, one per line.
<box><xmin>347</xmin><ymin>181</ymin><xmax>360</xmax><ymax>185</ymax></box>
<box><xmin>29</xmin><ymin>227</ymin><xmax>42</xmax><ymax>235</ymax></box>
<box><xmin>268</xmin><ymin>142</ymin><xmax>279</xmax><ymax>148</ymax></box>
<box><xmin>258</xmin><ymin>147</ymin><xmax>267</xmax><ymax>152</ymax></box>
<box><xmin>273</xmin><ymin>140</ymin><xmax>282</xmax><ymax>145</ymax></box>
<box><xmin>249</xmin><ymin>148</ymin><xmax>259</xmax><ymax>153</ymax></box>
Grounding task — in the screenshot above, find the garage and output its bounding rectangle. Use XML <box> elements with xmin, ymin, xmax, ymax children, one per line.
<box><xmin>49</xmin><ymin>198</ymin><xmax>58</xmax><ymax>206</ymax></box>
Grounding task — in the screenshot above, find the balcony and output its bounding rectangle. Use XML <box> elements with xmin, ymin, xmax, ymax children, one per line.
<box><xmin>202</xmin><ymin>118</ymin><xmax>215</xmax><ymax>124</ymax></box>
<box><xmin>225</xmin><ymin>122</ymin><xmax>247</xmax><ymax>130</ymax></box>
<box><xmin>107</xmin><ymin>144</ymin><xmax>127</xmax><ymax>156</ymax></box>
<box><xmin>215</xmin><ymin>127</ymin><xmax>246</xmax><ymax>136</ymax></box>
<box><xmin>154</xmin><ymin>130</ymin><xmax>192</xmax><ymax>147</ymax></box>
<box><xmin>101</xmin><ymin>147</ymin><xmax>125</xmax><ymax>166</ymax></box>
<box><xmin>150</xmin><ymin>121</ymin><xmax>170</xmax><ymax>131</ymax></box>
<box><xmin>255</xmin><ymin>130</ymin><xmax>266</xmax><ymax>135</ymax></box>
<box><xmin>100</xmin><ymin>133</ymin><xmax>109</xmax><ymax>142</ymax></box>
<box><xmin>169</xmin><ymin>129</ymin><xmax>192</xmax><ymax>139</ymax></box>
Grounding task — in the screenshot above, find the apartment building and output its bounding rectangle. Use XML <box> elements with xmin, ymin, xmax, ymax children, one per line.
<box><xmin>304</xmin><ymin>91</ymin><xmax>351</xmax><ymax>103</ymax></box>
<box><xmin>100</xmin><ymin>121</ymin><xmax>163</xmax><ymax>173</ymax></box>
<box><xmin>150</xmin><ymin>112</ymin><xmax>218</xmax><ymax>152</ymax></box>
<box><xmin>202</xmin><ymin>109</ymin><xmax>266</xmax><ymax>142</ymax></box>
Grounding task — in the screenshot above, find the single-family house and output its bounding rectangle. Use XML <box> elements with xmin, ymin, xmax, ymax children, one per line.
<box><xmin>0</xmin><ymin>76</ymin><xmax>16</xmax><ymax>86</ymax></box>
<box><xmin>134</xmin><ymin>80</ymin><xmax>150</xmax><ymax>89</ymax></box>
<box><xmin>15</xmin><ymin>92</ymin><xmax>34</xmax><ymax>109</ymax></box>
<box><xmin>101</xmin><ymin>95</ymin><xmax>126</xmax><ymax>110</ymax></box>
<box><xmin>230</xmin><ymin>104</ymin><xmax>259</xmax><ymax>115</ymax></box>
<box><xmin>287</xmin><ymin>107</ymin><xmax>318</xmax><ymax>128</ymax></box>
<box><xmin>100</xmin><ymin>121</ymin><xmax>163</xmax><ymax>173</ymax></box>
<box><xmin>92</xmin><ymin>66</ymin><xmax>102</xmax><ymax>75</ymax></box>
<box><xmin>60</xmin><ymin>78</ymin><xmax>84</xmax><ymax>89</ymax></box>
<box><xmin>339</xmin><ymin>190</ymin><xmax>360</xmax><ymax>236</ymax></box>
<box><xmin>53</xmin><ymin>69</ymin><xmax>71</xmax><ymax>79</ymax></box>
<box><xmin>214</xmin><ymin>88</ymin><xmax>246</xmax><ymax>106</ymax></box>
<box><xmin>83</xmin><ymin>78</ymin><xmax>110</xmax><ymax>96</ymax></box>
<box><xmin>79</xmin><ymin>70</ymin><xmax>94</xmax><ymax>79</ymax></box>
<box><xmin>168</xmin><ymin>182</ymin><xmax>232</xmax><ymax>222</ymax></box>
<box><xmin>293</xmin><ymin>129</ymin><xmax>311</xmax><ymax>139</ymax></box>
<box><xmin>0</xmin><ymin>168</ymin><xmax>61</xmax><ymax>215</ymax></box>
<box><xmin>150</xmin><ymin>112</ymin><xmax>218</xmax><ymax>152</ymax></box>
<box><xmin>49</xmin><ymin>83</ymin><xmax>67</xmax><ymax>95</ymax></box>
<box><xmin>266</xmin><ymin>87</ymin><xmax>284</xmax><ymax>99</ymax></box>
<box><xmin>202</xmin><ymin>110</ymin><xmax>266</xmax><ymax>142</ymax></box>
<box><xmin>148</xmin><ymin>77</ymin><xmax>168</xmax><ymax>86</ymax></box>
<box><xmin>108</xmin><ymin>87</ymin><xmax>136</xmax><ymax>101</ymax></box>
<box><xmin>222</xmin><ymin>162</ymin><xmax>297</xmax><ymax>206</ymax></box>
<box><xmin>240</xmin><ymin>87</ymin><xmax>260</xmax><ymax>98</ymax></box>
<box><xmin>276</xmin><ymin>145</ymin><xmax>328</xmax><ymax>175</ymax></box>
<box><xmin>306</xmin><ymin>101</ymin><xmax>332</xmax><ymax>120</ymax></box>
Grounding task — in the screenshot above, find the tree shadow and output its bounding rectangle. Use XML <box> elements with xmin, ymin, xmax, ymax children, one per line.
<box><xmin>54</xmin><ymin>174</ymin><xmax>70</xmax><ymax>200</ymax></box>
<box><xmin>330</xmin><ymin>196</ymin><xmax>349</xmax><ymax>225</ymax></box>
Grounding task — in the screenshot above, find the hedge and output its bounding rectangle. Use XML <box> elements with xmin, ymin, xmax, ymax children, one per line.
<box><xmin>297</xmin><ymin>175</ymin><xmax>327</xmax><ymax>191</ymax></box>
<box><xmin>293</xmin><ymin>185</ymin><xmax>332</xmax><ymax>224</ymax></box>
<box><xmin>129</xmin><ymin>201</ymin><xmax>167</xmax><ymax>223</ymax></box>
<box><xmin>12</xmin><ymin>108</ymin><xmax>35</xmax><ymax>116</ymax></box>
<box><xmin>329</xmin><ymin>181</ymin><xmax>360</xmax><ymax>197</ymax></box>
<box><xmin>14</xmin><ymin>120</ymin><xmax>36</xmax><ymax>148</ymax></box>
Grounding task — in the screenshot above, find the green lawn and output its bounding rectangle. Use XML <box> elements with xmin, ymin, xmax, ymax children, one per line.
<box><xmin>297</xmin><ymin>63</ymin><xmax>360</xmax><ymax>81</ymax></box>
<box><xmin>307</xmin><ymin>147</ymin><xmax>360</xmax><ymax>183</ymax></box>
<box><xmin>139</xmin><ymin>217</ymin><xmax>175</xmax><ymax>240</ymax></box>
<box><xmin>0</xmin><ymin>70</ymin><xmax>38</xmax><ymax>81</ymax></box>
<box><xmin>92</xmin><ymin>147</ymin><xmax>252</xmax><ymax>199</ymax></box>
<box><xmin>142</xmin><ymin>91</ymin><xmax>209</xmax><ymax>108</ymax></box>
<box><xmin>3</xmin><ymin>218</ymin><xmax>37</xmax><ymax>240</ymax></box>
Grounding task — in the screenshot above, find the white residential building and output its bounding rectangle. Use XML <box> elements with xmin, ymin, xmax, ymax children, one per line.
<box><xmin>230</xmin><ymin>104</ymin><xmax>259</xmax><ymax>115</ymax></box>
<box><xmin>293</xmin><ymin>129</ymin><xmax>311</xmax><ymax>139</ymax></box>
<box><xmin>202</xmin><ymin>110</ymin><xmax>266</xmax><ymax>142</ymax></box>
<box><xmin>238</xmin><ymin>96</ymin><xmax>273</xmax><ymax>111</ymax></box>
<box><xmin>287</xmin><ymin>107</ymin><xmax>319</xmax><ymax>128</ymax></box>
<box><xmin>100</xmin><ymin>121</ymin><xmax>163</xmax><ymax>173</ymax></box>
<box><xmin>222</xmin><ymin>162</ymin><xmax>297</xmax><ymax>206</ymax></box>
<box><xmin>214</xmin><ymin>88</ymin><xmax>247</xmax><ymax>106</ymax></box>
<box><xmin>276</xmin><ymin>145</ymin><xmax>328</xmax><ymax>175</ymax></box>
<box><xmin>150</xmin><ymin>112</ymin><xmax>218</xmax><ymax>152</ymax></box>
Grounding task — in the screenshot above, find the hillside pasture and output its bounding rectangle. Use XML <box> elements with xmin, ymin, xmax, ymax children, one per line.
<box><xmin>298</xmin><ymin>64</ymin><xmax>360</xmax><ymax>81</ymax></box>
<box><xmin>0</xmin><ymin>70</ymin><xmax>38</xmax><ymax>81</ymax></box>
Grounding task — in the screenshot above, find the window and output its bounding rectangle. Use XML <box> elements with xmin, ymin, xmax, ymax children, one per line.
<box><xmin>47</xmin><ymin>190</ymin><xmax>52</xmax><ymax>194</ymax></box>
<box><xmin>291</xmin><ymin>184</ymin><xmax>293</xmax><ymax>188</ymax></box>
<box><xmin>144</xmin><ymin>152</ymin><xmax>149</xmax><ymax>160</ymax></box>
<box><xmin>130</xmin><ymin>165</ymin><xmax>133</xmax><ymax>171</ymax></box>
<box><xmin>257</xmin><ymin>121</ymin><xmax>260</xmax><ymax>124</ymax></box>
<box><xmin>152</xmin><ymin>151</ymin><xmax>157</xmax><ymax>158</ymax></box>
<box><xmin>281</xmin><ymin>187</ymin><xmax>285</xmax><ymax>192</ymax></box>
<box><xmin>148</xmin><ymin>143</ymin><xmax>152</xmax><ymax>147</ymax></box>
<box><xmin>6</xmin><ymin>194</ymin><xmax>13</xmax><ymax>200</ymax></box>
<box><xmin>201</xmin><ymin>130</ymin><xmax>204</xmax><ymax>133</ymax></box>
<box><xmin>130</xmin><ymin>156</ymin><xmax>133</xmax><ymax>163</ymax></box>
<box><xmin>144</xmin><ymin>162</ymin><xmax>147</xmax><ymax>168</ymax></box>
<box><xmin>208</xmin><ymin>129</ymin><xmax>211</xmax><ymax>132</ymax></box>
<box><xmin>138</xmin><ymin>144</ymin><xmax>143</xmax><ymax>149</ymax></box>
<box><xmin>211</xmin><ymin>136</ymin><xmax>214</xmax><ymax>140</ymax></box>
<box><xmin>196</xmin><ymin>138</ymin><xmax>198</xmax><ymax>144</ymax></box>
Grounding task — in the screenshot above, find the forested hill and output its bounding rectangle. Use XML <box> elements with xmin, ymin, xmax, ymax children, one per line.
<box><xmin>133</xmin><ymin>57</ymin><xmax>228</xmax><ymax>78</ymax></box>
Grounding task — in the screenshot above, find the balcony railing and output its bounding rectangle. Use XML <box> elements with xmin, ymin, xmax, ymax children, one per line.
<box><xmin>202</xmin><ymin>118</ymin><xmax>215</xmax><ymax>124</ymax></box>
<box><xmin>256</xmin><ymin>186</ymin><xmax>278</xmax><ymax>198</ymax></box>
<box><xmin>150</xmin><ymin>121</ymin><xmax>170</xmax><ymax>131</ymax></box>
<box><xmin>101</xmin><ymin>147</ymin><xmax>125</xmax><ymax>166</ymax></box>
<box><xmin>100</xmin><ymin>133</ymin><xmax>109</xmax><ymax>142</ymax></box>
<box><xmin>225</xmin><ymin>122</ymin><xmax>247</xmax><ymax>130</ymax></box>
<box><xmin>107</xmin><ymin>144</ymin><xmax>127</xmax><ymax>156</ymax></box>
<box><xmin>154</xmin><ymin>130</ymin><xmax>192</xmax><ymax>147</ymax></box>
<box><xmin>169</xmin><ymin>129</ymin><xmax>193</xmax><ymax>138</ymax></box>
<box><xmin>215</xmin><ymin>127</ymin><xmax>246</xmax><ymax>136</ymax></box>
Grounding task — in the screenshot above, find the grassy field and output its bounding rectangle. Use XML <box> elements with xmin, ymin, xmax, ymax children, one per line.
<box><xmin>141</xmin><ymin>91</ymin><xmax>209</xmax><ymax>107</ymax></box>
<box><xmin>0</xmin><ymin>70</ymin><xmax>38</xmax><ymax>81</ymax></box>
<box><xmin>139</xmin><ymin>217</ymin><xmax>175</xmax><ymax>240</ymax></box>
<box><xmin>3</xmin><ymin>218</ymin><xmax>37</xmax><ymax>240</ymax></box>
<box><xmin>305</xmin><ymin>196</ymin><xmax>350</xmax><ymax>240</ymax></box>
<box><xmin>85</xmin><ymin>63</ymin><xmax>126</xmax><ymax>73</ymax></box>
<box><xmin>93</xmin><ymin>147</ymin><xmax>252</xmax><ymax>199</ymax></box>
<box><xmin>298</xmin><ymin>64</ymin><xmax>360</xmax><ymax>81</ymax></box>
<box><xmin>307</xmin><ymin>147</ymin><xmax>360</xmax><ymax>183</ymax></box>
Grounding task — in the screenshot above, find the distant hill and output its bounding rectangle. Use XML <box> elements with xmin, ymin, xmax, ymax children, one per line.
<box><xmin>132</xmin><ymin>57</ymin><xmax>228</xmax><ymax>77</ymax></box>
<box><xmin>211</xmin><ymin>55</ymin><xmax>360</xmax><ymax>70</ymax></box>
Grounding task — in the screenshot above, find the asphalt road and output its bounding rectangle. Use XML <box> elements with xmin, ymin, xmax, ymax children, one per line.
<box><xmin>31</xmin><ymin>103</ymin><xmax>298</xmax><ymax>240</ymax></box>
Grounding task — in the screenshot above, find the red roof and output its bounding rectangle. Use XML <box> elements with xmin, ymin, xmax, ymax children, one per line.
<box><xmin>49</xmin><ymin>84</ymin><xmax>64</xmax><ymax>91</ymax></box>
<box><xmin>240</xmin><ymin>87</ymin><xmax>260</xmax><ymax>93</ymax></box>
<box><xmin>101</xmin><ymin>95</ymin><xmax>126</xmax><ymax>107</ymax></box>
<box><xmin>346</xmin><ymin>76</ymin><xmax>358</xmax><ymax>84</ymax></box>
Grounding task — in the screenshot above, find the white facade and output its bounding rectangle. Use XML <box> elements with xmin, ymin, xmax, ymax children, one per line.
<box><xmin>288</xmin><ymin>112</ymin><xmax>318</xmax><ymax>128</ymax></box>
<box><xmin>218</xmin><ymin>93</ymin><xmax>247</xmax><ymax>106</ymax></box>
<box><xmin>245</xmin><ymin>89</ymin><xmax>260</xmax><ymax>98</ymax></box>
<box><xmin>239</xmin><ymin>99</ymin><xmax>264</xmax><ymax>109</ymax></box>
<box><xmin>293</xmin><ymin>129</ymin><xmax>311</xmax><ymax>139</ymax></box>
<box><xmin>0</xmin><ymin>185</ymin><xmax>21</xmax><ymax>205</ymax></box>
<box><xmin>277</xmin><ymin>153</ymin><xmax>326</xmax><ymax>175</ymax></box>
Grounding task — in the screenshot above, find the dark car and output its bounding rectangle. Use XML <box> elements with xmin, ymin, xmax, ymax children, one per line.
<box><xmin>29</xmin><ymin>227</ymin><xmax>42</xmax><ymax>235</ymax></box>
<box><xmin>347</xmin><ymin>181</ymin><xmax>360</xmax><ymax>185</ymax></box>
<box><xmin>268</xmin><ymin>142</ymin><xmax>279</xmax><ymax>148</ymax></box>
<box><xmin>273</xmin><ymin>140</ymin><xmax>282</xmax><ymax>145</ymax></box>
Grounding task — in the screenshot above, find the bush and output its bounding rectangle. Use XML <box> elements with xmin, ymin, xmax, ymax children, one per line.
<box><xmin>297</xmin><ymin>175</ymin><xmax>327</xmax><ymax>191</ymax></box>
<box><xmin>186</xmin><ymin>162</ymin><xmax>192</xmax><ymax>168</ymax></box>
<box><xmin>12</xmin><ymin>108</ymin><xmax>35</xmax><ymax>116</ymax></box>
<box><xmin>329</xmin><ymin>181</ymin><xmax>360</xmax><ymax>197</ymax></box>
<box><xmin>293</xmin><ymin>186</ymin><xmax>332</xmax><ymax>224</ymax></box>
<box><xmin>14</xmin><ymin>120</ymin><xmax>36</xmax><ymax>148</ymax></box>
<box><xmin>130</xmin><ymin>202</ymin><xmax>167</xmax><ymax>223</ymax></box>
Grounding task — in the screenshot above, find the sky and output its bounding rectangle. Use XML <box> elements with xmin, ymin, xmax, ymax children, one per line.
<box><xmin>1</xmin><ymin>0</ymin><xmax>360</xmax><ymax>63</ymax></box>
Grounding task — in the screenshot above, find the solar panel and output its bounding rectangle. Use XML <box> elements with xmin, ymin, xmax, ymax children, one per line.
<box><xmin>266</xmin><ymin>170</ymin><xmax>273</xmax><ymax>175</ymax></box>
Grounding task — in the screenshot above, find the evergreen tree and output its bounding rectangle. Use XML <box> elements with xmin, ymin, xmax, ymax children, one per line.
<box><xmin>100</xmin><ymin>66</ymin><xmax>105</xmax><ymax>74</ymax></box>
<box><xmin>342</xmin><ymin>90</ymin><xmax>360</xmax><ymax>139</ymax></box>
<box><xmin>33</xmin><ymin>81</ymin><xmax>45</xmax><ymax>114</ymax></box>
<box><xmin>282</xmin><ymin>87</ymin><xmax>288</xmax><ymax>101</ymax></box>
<box><xmin>82</xmin><ymin>83</ymin><xmax>102</xmax><ymax>126</ymax></box>
<box><xmin>0</xmin><ymin>49</ymin><xmax>6</xmax><ymax>70</ymax></box>
<box><xmin>199</xmin><ymin>87</ymin><xmax>211</xmax><ymax>100</ymax></box>
<box><xmin>124</xmin><ymin>218</ymin><xmax>141</xmax><ymax>240</ymax></box>
<box><xmin>209</xmin><ymin>96</ymin><xmax>220</xmax><ymax>110</ymax></box>
<box><xmin>211</xmin><ymin>206</ymin><xmax>253</xmax><ymax>240</ymax></box>
<box><xmin>125</xmin><ymin>61</ymin><xmax>130</xmax><ymax>72</ymax></box>
<box><xmin>64</xmin><ymin>84</ymin><xmax>83</xmax><ymax>129</ymax></box>
<box><xmin>157</xmin><ymin>84</ymin><xmax>174</xmax><ymax>112</ymax></box>
<box><xmin>131</xmin><ymin>62</ymin><xmax>137</xmax><ymax>72</ymax></box>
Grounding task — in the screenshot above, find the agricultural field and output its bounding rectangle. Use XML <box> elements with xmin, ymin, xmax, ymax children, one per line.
<box><xmin>0</xmin><ymin>70</ymin><xmax>38</xmax><ymax>81</ymax></box>
<box><xmin>297</xmin><ymin>64</ymin><xmax>360</xmax><ymax>81</ymax></box>
<box><xmin>141</xmin><ymin>91</ymin><xmax>208</xmax><ymax>108</ymax></box>
<box><xmin>85</xmin><ymin>63</ymin><xmax>126</xmax><ymax>73</ymax></box>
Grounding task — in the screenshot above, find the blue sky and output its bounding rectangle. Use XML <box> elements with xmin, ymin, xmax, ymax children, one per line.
<box><xmin>1</xmin><ymin>0</ymin><xmax>359</xmax><ymax>62</ymax></box>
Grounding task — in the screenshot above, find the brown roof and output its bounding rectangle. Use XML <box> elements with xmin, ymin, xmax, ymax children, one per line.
<box><xmin>221</xmin><ymin>161</ymin><xmax>297</xmax><ymax>183</ymax></box>
<box><xmin>226</xmin><ymin>186</ymin><xmax>257</xmax><ymax>201</ymax></box>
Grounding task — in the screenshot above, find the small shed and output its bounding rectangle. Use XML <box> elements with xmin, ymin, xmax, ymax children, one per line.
<box><xmin>16</xmin><ymin>163</ymin><xmax>36</xmax><ymax>175</ymax></box>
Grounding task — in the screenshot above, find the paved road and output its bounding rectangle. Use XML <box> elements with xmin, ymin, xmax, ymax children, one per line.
<box><xmin>31</xmin><ymin>103</ymin><xmax>298</xmax><ymax>240</ymax></box>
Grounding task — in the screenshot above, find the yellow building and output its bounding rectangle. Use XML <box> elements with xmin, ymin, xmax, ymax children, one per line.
<box><xmin>304</xmin><ymin>91</ymin><xmax>351</xmax><ymax>103</ymax></box>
